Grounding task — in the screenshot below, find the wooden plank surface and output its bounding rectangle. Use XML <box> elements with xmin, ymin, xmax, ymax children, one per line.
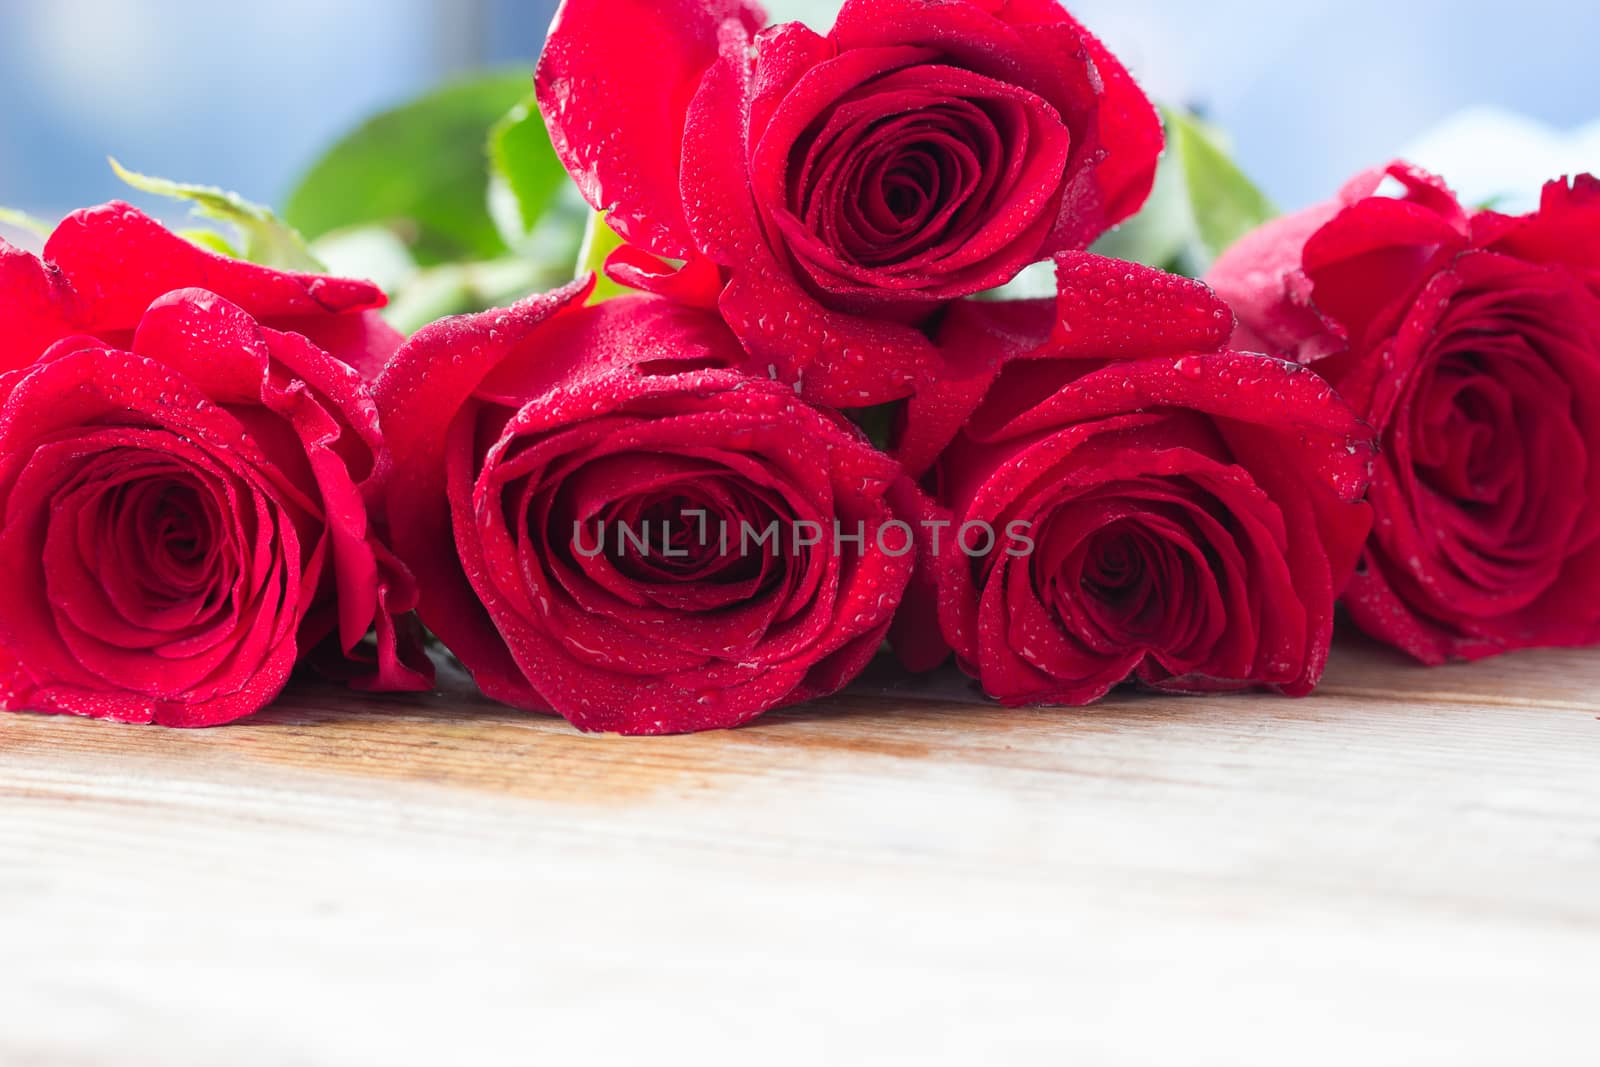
<box><xmin>3</xmin><ymin>635</ymin><xmax>1598</xmax><ymax>1066</ymax></box>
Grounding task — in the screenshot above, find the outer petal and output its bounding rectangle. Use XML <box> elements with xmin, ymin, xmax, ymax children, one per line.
<box><xmin>680</xmin><ymin>18</ymin><xmax>772</xmax><ymax>268</ymax></box>
<box><xmin>1299</xmin><ymin>195</ymin><xmax>1468</xmax><ymax>352</ymax></box>
<box><xmin>899</xmin><ymin>253</ymin><xmax>1237</xmax><ymax>477</ymax></box>
<box><xmin>748</xmin><ymin>20</ymin><xmax>836</xmax><ymax>135</ymax></box>
<box><xmin>43</xmin><ymin>203</ymin><xmax>385</xmax><ymax>334</ymax></box>
<box><xmin>537</xmin><ymin>0</ymin><xmax>767</xmax><ymax>259</ymax></box>
<box><xmin>0</xmin><ymin>239</ymin><xmax>80</xmax><ymax>373</ymax></box>
<box><xmin>1064</xmin><ymin>22</ymin><xmax>1162</xmax><ymax>237</ymax></box>
<box><xmin>604</xmin><ymin>246</ymin><xmax>725</xmax><ymax>309</ymax></box>
<box><xmin>975</xmin><ymin>352</ymin><xmax>1371</xmax><ymax>477</ymax></box>
<box><xmin>374</xmin><ymin>278</ymin><xmax>594</xmax><ymax>711</ymax></box>
<box><xmin>1477</xmin><ymin>173</ymin><xmax>1600</xmax><ymax>297</ymax></box>
<box><xmin>1048</xmin><ymin>252</ymin><xmax>1235</xmax><ymax>356</ymax></box>
<box><xmin>717</xmin><ymin>269</ymin><xmax>935</xmax><ymax>406</ymax></box>
<box><xmin>1206</xmin><ymin>198</ymin><xmax>1350</xmax><ymax>362</ymax></box>
<box><xmin>4</xmin><ymin>643</ymin><xmax>299</xmax><ymax>728</ymax></box>
<box><xmin>1218</xmin><ymin>419</ymin><xmax>1373</xmax><ymax>691</ymax></box>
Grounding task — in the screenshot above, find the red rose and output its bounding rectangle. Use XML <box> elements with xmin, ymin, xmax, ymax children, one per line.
<box><xmin>1209</xmin><ymin>165</ymin><xmax>1600</xmax><ymax>663</ymax></box>
<box><xmin>893</xmin><ymin>254</ymin><xmax>1373</xmax><ymax>704</ymax></box>
<box><xmin>537</xmin><ymin>0</ymin><xmax>1160</xmax><ymax>407</ymax></box>
<box><xmin>375</xmin><ymin>282</ymin><xmax>915</xmax><ymax>734</ymax></box>
<box><xmin>0</xmin><ymin>203</ymin><xmax>430</xmax><ymax>726</ymax></box>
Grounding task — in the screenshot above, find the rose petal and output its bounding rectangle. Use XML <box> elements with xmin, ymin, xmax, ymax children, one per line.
<box><xmin>0</xmin><ymin>239</ymin><xmax>80</xmax><ymax>374</ymax></box>
<box><xmin>44</xmin><ymin>202</ymin><xmax>385</xmax><ymax>334</ymax></box>
<box><xmin>375</xmin><ymin>278</ymin><xmax>593</xmax><ymax>710</ymax></box>
<box><xmin>537</xmin><ymin>0</ymin><xmax>767</xmax><ymax>259</ymax></box>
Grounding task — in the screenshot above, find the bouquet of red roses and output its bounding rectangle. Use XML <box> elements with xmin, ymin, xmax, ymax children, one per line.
<box><xmin>2</xmin><ymin>0</ymin><xmax>1595</xmax><ymax>734</ymax></box>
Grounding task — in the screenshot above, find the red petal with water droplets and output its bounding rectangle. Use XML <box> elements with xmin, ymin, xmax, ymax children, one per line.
<box><xmin>898</xmin><ymin>254</ymin><xmax>1238</xmax><ymax>478</ymax></box>
<box><xmin>1050</xmin><ymin>252</ymin><xmax>1235</xmax><ymax>356</ymax></box>
<box><xmin>44</xmin><ymin>202</ymin><xmax>385</xmax><ymax>333</ymax></box>
<box><xmin>376</xmin><ymin>278</ymin><xmax>594</xmax><ymax>710</ymax></box>
<box><xmin>537</xmin><ymin>0</ymin><xmax>767</xmax><ymax>259</ymax></box>
<box><xmin>0</xmin><ymin>238</ymin><xmax>80</xmax><ymax>375</ymax></box>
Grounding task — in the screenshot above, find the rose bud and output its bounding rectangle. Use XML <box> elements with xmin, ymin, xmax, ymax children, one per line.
<box><xmin>1209</xmin><ymin>166</ymin><xmax>1600</xmax><ymax>663</ymax></box>
<box><xmin>374</xmin><ymin>281</ymin><xmax>915</xmax><ymax>734</ymax></box>
<box><xmin>893</xmin><ymin>254</ymin><xmax>1374</xmax><ymax>704</ymax></box>
<box><xmin>0</xmin><ymin>203</ymin><xmax>431</xmax><ymax>726</ymax></box>
<box><xmin>536</xmin><ymin>0</ymin><xmax>1161</xmax><ymax>407</ymax></box>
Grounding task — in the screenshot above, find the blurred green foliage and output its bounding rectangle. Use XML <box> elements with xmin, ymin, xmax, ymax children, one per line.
<box><xmin>1092</xmin><ymin>107</ymin><xmax>1278</xmax><ymax>278</ymax></box>
<box><xmin>285</xmin><ymin>71</ymin><xmax>539</xmax><ymax>265</ymax></box>
<box><xmin>279</xmin><ymin>70</ymin><xmax>591</xmax><ymax>331</ymax></box>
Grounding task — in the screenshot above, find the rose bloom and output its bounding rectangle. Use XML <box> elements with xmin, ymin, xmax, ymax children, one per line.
<box><xmin>375</xmin><ymin>281</ymin><xmax>915</xmax><ymax>734</ymax></box>
<box><xmin>0</xmin><ymin>203</ymin><xmax>430</xmax><ymax>726</ymax></box>
<box><xmin>537</xmin><ymin>0</ymin><xmax>1161</xmax><ymax>407</ymax></box>
<box><xmin>1209</xmin><ymin>165</ymin><xmax>1600</xmax><ymax>663</ymax></box>
<box><xmin>893</xmin><ymin>254</ymin><xmax>1374</xmax><ymax>704</ymax></box>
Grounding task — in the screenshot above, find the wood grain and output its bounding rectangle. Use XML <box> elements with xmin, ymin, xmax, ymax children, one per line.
<box><xmin>2</xmin><ymin>635</ymin><xmax>1597</xmax><ymax>1066</ymax></box>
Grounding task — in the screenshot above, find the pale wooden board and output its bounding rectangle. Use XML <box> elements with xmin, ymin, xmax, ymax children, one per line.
<box><xmin>2</xmin><ymin>635</ymin><xmax>1598</xmax><ymax>1066</ymax></box>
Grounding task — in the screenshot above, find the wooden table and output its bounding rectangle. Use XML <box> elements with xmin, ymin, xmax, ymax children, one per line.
<box><xmin>3</xmin><ymin>636</ymin><xmax>1597</xmax><ymax>1066</ymax></box>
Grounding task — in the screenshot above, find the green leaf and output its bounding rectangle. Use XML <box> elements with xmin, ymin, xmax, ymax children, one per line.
<box><xmin>576</xmin><ymin>211</ymin><xmax>631</xmax><ymax>302</ymax></box>
<box><xmin>1169</xmin><ymin>107</ymin><xmax>1277</xmax><ymax>264</ymax></box>
<box><xmin>110</xmin><ymin>158</ymin><xmax>323</xmax><ymax>271</ymax></box>
<box><xmin>286</xmin><ymin>70</ymin><xmax>534</xmax><ymax>266</ymax></box>
<box><xmin>488</xmin><ymin>92</ymin><xmax>568</xmax><ymax>239</ymax></box>
<box><xmin>0</xmin><ymin>206</ymin><xmax>51</xmax><ymax>239</ymax></box>
<box><xmin>179</xmin><ymin>229</ymin><xmax>240</xmax><ymax>257</ymax></box>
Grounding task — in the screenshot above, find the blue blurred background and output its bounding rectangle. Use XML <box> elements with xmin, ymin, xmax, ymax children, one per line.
<box><xmin>2</xmin><ymin>0</ymin><xmax>1597</xmax><ymax>219</ymax></box>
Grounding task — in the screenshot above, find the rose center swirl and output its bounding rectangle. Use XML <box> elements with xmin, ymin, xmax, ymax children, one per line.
<box><xmin>791</xmin><ymin>90</ymin><xmax>1012</xmax><ymax>270</ymax></box>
